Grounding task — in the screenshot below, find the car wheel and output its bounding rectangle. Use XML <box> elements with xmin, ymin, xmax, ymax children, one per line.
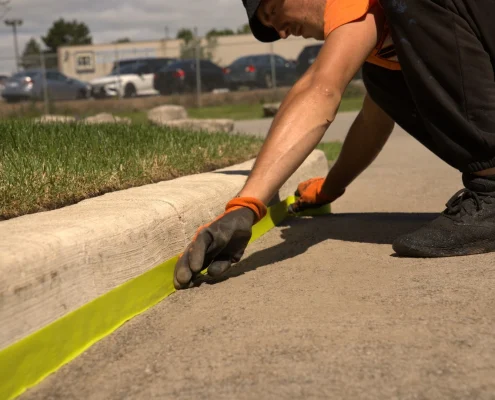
<box><xmin>76</xmin><ymin>89</ymin><xmax>87</xmax><ymax>100</ymax></box>
<box><xmin>124</xmin><ymin>83</ymin><xmax>137</xmax><ymax>98</ymax></box>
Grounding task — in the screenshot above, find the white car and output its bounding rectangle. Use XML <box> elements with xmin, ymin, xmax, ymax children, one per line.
<box><xmin>90</xmin><ymin>59</ymin><xmax>175</xmax><ymax>98</ymax></box>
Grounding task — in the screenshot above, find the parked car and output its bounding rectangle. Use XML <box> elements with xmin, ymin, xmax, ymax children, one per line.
<box><xmin>1</xmin><ymin>69</ymin><xmax>91</xmax><ymax>103</ymax></box>
<box><xmin>110</xmin><ymin>57</ymin><xmax>177</xmax><ymax>76</ymax></box>
<box><xmin>295</xmin><ymin>44</ymin><xmax>362</xmax><ymax>80</ymax></box>
<box><xmin>0</xmin><ymin>75</ymin><xmax>8</xmax><ymax>94</ymax></box>
<box><xmin>295</xmin><ymin>44</ymin><xmax>323</xmax><ymax>78</ymax></box>
<box><xmin>223</xmin><ymin>54</ymin><xmax>297</xmax><ymax>90</ymax></box>
<box><xmin>153</xmin><ymin>59</ymin><xmax>226</xmax><ymax>95</ymax></box>
<box><xmin>91</xmin><ymin>57</ymin><xmax>177</xmax><ymax>98</ymax></box>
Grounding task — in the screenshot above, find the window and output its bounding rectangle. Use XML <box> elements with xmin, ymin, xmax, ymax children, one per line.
<box><xmin>137</xmin><ymin>64</ymin><xmax>152</xmax><ymax>74</ymax></box>
<box><xmin>77</xmin><ymin>56</ymin><xmax>92</xmax><ymax>66</ymax></box>
<box><xmin>110</xmin><ymin>62</ymin><xmax>145</xmax><ymax>75</ymax></box>
<box><xmin>231</xmin><ymin>57</ymin><xmax>251</xmax><ymax>67</ymax></box>
<box><xmin>75</xmin><ymin>52</ymin><xmax>95</xmax><ymax>73</ymax></box>
<box><xmin>253</xmin><ymin>56</ymin><xmax>268</xmax><ymax>66</ymax></box>
<box><xmin>200</xmin><ymin>60</ymin><xmax>218</xmax><ymax>70</ymax></box>
<box><xmin>46</xmin><ymin>71</ymin><xmax>67</xmax><ymax>82</ymax></box>
<box><xmin>274</xmin><ymin>56</ymin><xmax>286</xmax><ymax>66</ymax></box>
<box><xmin>149</xmin><ymin>58</ymin><xmax>176</xmax><ymax>72</ymax></box>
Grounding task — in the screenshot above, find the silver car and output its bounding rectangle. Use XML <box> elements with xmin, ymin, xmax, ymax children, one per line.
<box><xmin>0</xmin><ymin>75</ymin><xmax>8</xmax><ymax>95</ymax></box>
<box><xmin>1</xmin><ymin>69</ymin><xmax>91</xmax><ymax>103</ymax></box>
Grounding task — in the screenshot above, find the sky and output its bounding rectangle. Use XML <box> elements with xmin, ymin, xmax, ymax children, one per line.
<box><xmin>0</xmin><ymin>0</ymin><xmax>249</xmax><ymax>74</ymax></box>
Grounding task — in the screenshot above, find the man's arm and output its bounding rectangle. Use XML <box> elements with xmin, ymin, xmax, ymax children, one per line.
<box><xmin>174</xmin><ymin>7</ymin><xmax>385</xmax><ymax>288</ymax></box>
<box><xmin>238</xmin><ymin>9</ymin><xmax>382</xmax><ymax>204</ymax></box>
<box><xmin>321</xmin><ymin>93</ymin><xmax>395</xmax><ymax>196</ymax></box>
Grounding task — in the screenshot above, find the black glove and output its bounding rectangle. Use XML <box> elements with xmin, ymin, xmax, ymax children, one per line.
<box><xmin>174</xmin><ymin>197</ymin><xmax>267</xmax><ymax>289</ymax></box>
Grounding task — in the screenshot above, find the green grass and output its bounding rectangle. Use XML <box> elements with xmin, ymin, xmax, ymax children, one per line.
<box><xmin>337</xmin><ymin>96</ymin><xmax>364</xmax><ymax>112</ymax></box>
<box><xmin>0</xmin><ymin>120</ymin><xmax>263</xmax><ymax>220</ymax></box>
<box><xmin>114</xmin><ymin>111</ymin><xmax>150</xmax><ymax>125</ymax></box>
<box><xmin>188</xmin><ymin>103</ymin><xmax>265</xmax><ymax>120</ymax></box>
<box><xmin>316</xmin><ymin>142</ymin><xmax>343</xmax><ymax>163</ymax></box>
<box><xmin>116</xmin><ymin>96</ymin><xmax>364</xmax><ymax>123</ymax></box>
<box><xmin>189</xmin><ymin>96</ymin><xmax>364</xmax><ymax>121</ymax></box>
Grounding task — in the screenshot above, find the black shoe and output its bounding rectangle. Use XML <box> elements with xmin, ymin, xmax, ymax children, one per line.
<box><xmin>393</xmin><ymin>174</ymin><xmax>495</xmax><ymax>257</ymax></box>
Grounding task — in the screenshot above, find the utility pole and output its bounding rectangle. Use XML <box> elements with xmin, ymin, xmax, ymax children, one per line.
<box><xmin>194</xmin><ymin>27</ymin><xmax>202</xmax><ymax>108</ymax></box>
<box><xmin>5</xmin><ymin>18</ymin><xmax>22</xmax><ymax>72</ymax></box>
<box><xmin>269</xmin><ymin>41</ymin><xmax>277</xmax><ymax>89</ymax></box>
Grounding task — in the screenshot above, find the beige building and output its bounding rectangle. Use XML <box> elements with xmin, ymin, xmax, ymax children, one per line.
<box><xmin>58</xmin><ymin>34</ymin><xmax>321</xmax><ymax>81</ymax></box>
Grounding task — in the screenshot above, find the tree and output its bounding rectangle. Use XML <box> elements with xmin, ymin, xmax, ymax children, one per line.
<box><xmin>206</xmin><ymin>28</ymin><xmax>235</xmax><ymax>38</ymax></box>
<box><xmin>21</xmin><ymin>37</ymin><xmax>41</xmax><ymax>69</ymax></box>
<box><xmin>42</xmin><ymin>18</ymin><xmax>92</xmax><ymax>53</ymax></box>
<box><xmin>176</xmin><ymin>28</ymin><xmax>193</xmax><ymax>44</ymax></box>
<box><xmin>179</xmin><ymin>36</ymin><xmax>218</xmax><ymax>61</ymax></box>
<box><xmin>113</xmin><ymin>37</ymin><xmax>131</xmax><ymax>44</ymax></box>
<box><xmin>237</xmin><ymin>23</ymin><xmax>251</xmax><ymax>34</ymax></box>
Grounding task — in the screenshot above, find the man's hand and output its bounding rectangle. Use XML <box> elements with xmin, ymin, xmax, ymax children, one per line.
<box><xmin>288</xmin><ymin>177</ymin><xmax>345</xmax><ymax>214</ymax></box>
<box><xmin>174</xmin><ymin>197</ymin><xmax>267</xmax><ymax>290</ymax></box>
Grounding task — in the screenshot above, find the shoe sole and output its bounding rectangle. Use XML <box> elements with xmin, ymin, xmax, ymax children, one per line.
<box><xmin>392</xmin><ymin>237</ymin><xmax>495</xmax><ymax>258</ymax></box>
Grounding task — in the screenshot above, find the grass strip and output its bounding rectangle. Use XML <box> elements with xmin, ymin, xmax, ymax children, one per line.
<box><xmin>316</xmin><ymin>142</ymin><xmax>343</xmax><ymax>163</ymax></box>
<box><xmin>186</xmin><ymin>96</ymin><xmax>363</xmax><ymax>121</ymax></box>
<box><xmin>0</xmin><ymin>120</ymin><xmax>263</xmax><ymax>220</ymax></box>
<box><xmin>118</xmin><ymin>96</ymin><xmax>364</xmax><ymax>123</ymax></box>
<box><xmin>0</xmin><ymin>120</ymin><xmax>343</xmax><ymax>220</ymax></box>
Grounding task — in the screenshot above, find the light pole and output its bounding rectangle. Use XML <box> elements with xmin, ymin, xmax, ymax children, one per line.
<box><xmin>5</xmin><ymin>18</ymin><xmax>23</xmax><ymax>72</ymax></box>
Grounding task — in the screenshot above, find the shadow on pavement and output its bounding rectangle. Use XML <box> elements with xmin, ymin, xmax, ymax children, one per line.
<box><xmin>196</xmin><ymin>212</ymin><xmax>437</xmax><ymax>286</ymax></box>
<box><xmin>214</xmin><ymin>170</ymin><xmax>250</xmax><ymax>176</ymax></box>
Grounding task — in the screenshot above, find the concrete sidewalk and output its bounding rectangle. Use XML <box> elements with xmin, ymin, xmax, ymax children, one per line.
<box><xmin>23</xmin><ymin>123</ymin><xmax>495</xmax><ymax>399</ymax></box>
<box><xmin>234</xmin><ymin>111</ymin><xmax>363</xmax><ymax>142</ymax></box>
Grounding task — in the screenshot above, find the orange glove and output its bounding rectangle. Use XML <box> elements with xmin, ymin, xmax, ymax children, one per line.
<box><xmin>174</xmin><ymin>197</ymin><xmax>267</xmax><ymax>289</ymax></box>
<box><xmin>288</xmin><ymin>177</ymin><xmax>345</xmax><ymax>214</ymax></box>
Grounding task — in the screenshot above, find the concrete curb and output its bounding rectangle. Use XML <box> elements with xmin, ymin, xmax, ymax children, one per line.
<box><xmin>0</xmin><ymin>150</ymin><xmax>328</xmax><ymax>350</ymax></box>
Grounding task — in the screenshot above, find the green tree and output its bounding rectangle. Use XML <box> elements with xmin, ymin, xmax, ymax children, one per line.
<box><xmin>176</xmin><ymin>28</ymin><xmax>193</xmax><ymax>44</ymax></box>
<box><xmin>206</xmin><ymin>28</ymin><xmax>235</xmax><ymax>38</ymax></box>
<box><xmin>21</xmin><ymin>38</ymin><xmax>41</xmax><ymax>69</ymax></box>
<box><xmin>42</xmin><ymin>18</ymin><xmax>92</xmax><ymax>53</ymax></box>
<box><xmin>237</xmin><ymin>23</ymin><xmax>251</xmax><ymax>34</ymax></box>
<box><xmin>113</xmin><ymin>37</ymin><xmax>131</xmax><ymax>43</ymax></box>
<box><xmin>179</xmin><ymin>36</ymin><xmax>218</xmax><ymax>61</ymax></box>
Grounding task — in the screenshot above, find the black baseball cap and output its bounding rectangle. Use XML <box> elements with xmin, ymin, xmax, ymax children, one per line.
<box><xmin>242</xmin><ymin>0</ymin><xmax>280</xmax><ymax>43</ymax></box>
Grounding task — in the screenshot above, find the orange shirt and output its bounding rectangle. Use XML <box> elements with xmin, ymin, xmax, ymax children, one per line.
<box><xmin>323</xmin><ymin>0</ymin><xmax>401</xmax><ymax>71</ymax></box>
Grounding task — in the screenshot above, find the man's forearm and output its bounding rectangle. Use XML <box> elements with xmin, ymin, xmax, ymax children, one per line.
<box><xmin>238</xmin><ymin>80</ymin><xmax>342</xmax><ymax>204</ymax></box>
<box><xmin>322</xmin><ymin>94</ymin><xmax>394</xmax><ymax>194</ymax></box>
<box><xmin>237</xmin><ymin>11</ymin><xmax>382</xmax><ymax>205</ymax></box>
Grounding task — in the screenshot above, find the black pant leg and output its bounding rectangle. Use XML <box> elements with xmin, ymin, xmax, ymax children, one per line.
<box><xmin>363</xmin><ymin>62</ymin><xmax>458</xmax><ymax>167</ymax></box>
<box><xmin>379</xmin><ymin>0</ymin><xmax>495</xmax><ymax>173</ymax></box>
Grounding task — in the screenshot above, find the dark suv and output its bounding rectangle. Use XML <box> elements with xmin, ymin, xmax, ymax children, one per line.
<box><xmin>223</xmin><ymin>54</ymin><xmax>297</xmax><ymax>90</ymax></box>
<box><xmin>296</xmin><ymin>44</ymin><xmax>363</xmax><ymax>80</ymax></box>
<box><xmin>296</xmin><ymin>44</ymin><xmax>323</xmax><ymax>78</ymax></box>
<box><xmin>153</xmin><ymin>59</ymin><xmax>226</xmax><ymax>95</ymax></box>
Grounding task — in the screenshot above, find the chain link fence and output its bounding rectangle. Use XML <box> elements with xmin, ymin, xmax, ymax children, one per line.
<box><xmin>0</xmin><ymin>37</ymin><xmax>365</xmax><ymax>118</ymax></box>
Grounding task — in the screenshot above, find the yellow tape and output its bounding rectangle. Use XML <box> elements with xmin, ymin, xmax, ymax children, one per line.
<box><xmin>0</xmin><ymin>196</ymin><xmax>330</xmax><ymax>400</ymax></box>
